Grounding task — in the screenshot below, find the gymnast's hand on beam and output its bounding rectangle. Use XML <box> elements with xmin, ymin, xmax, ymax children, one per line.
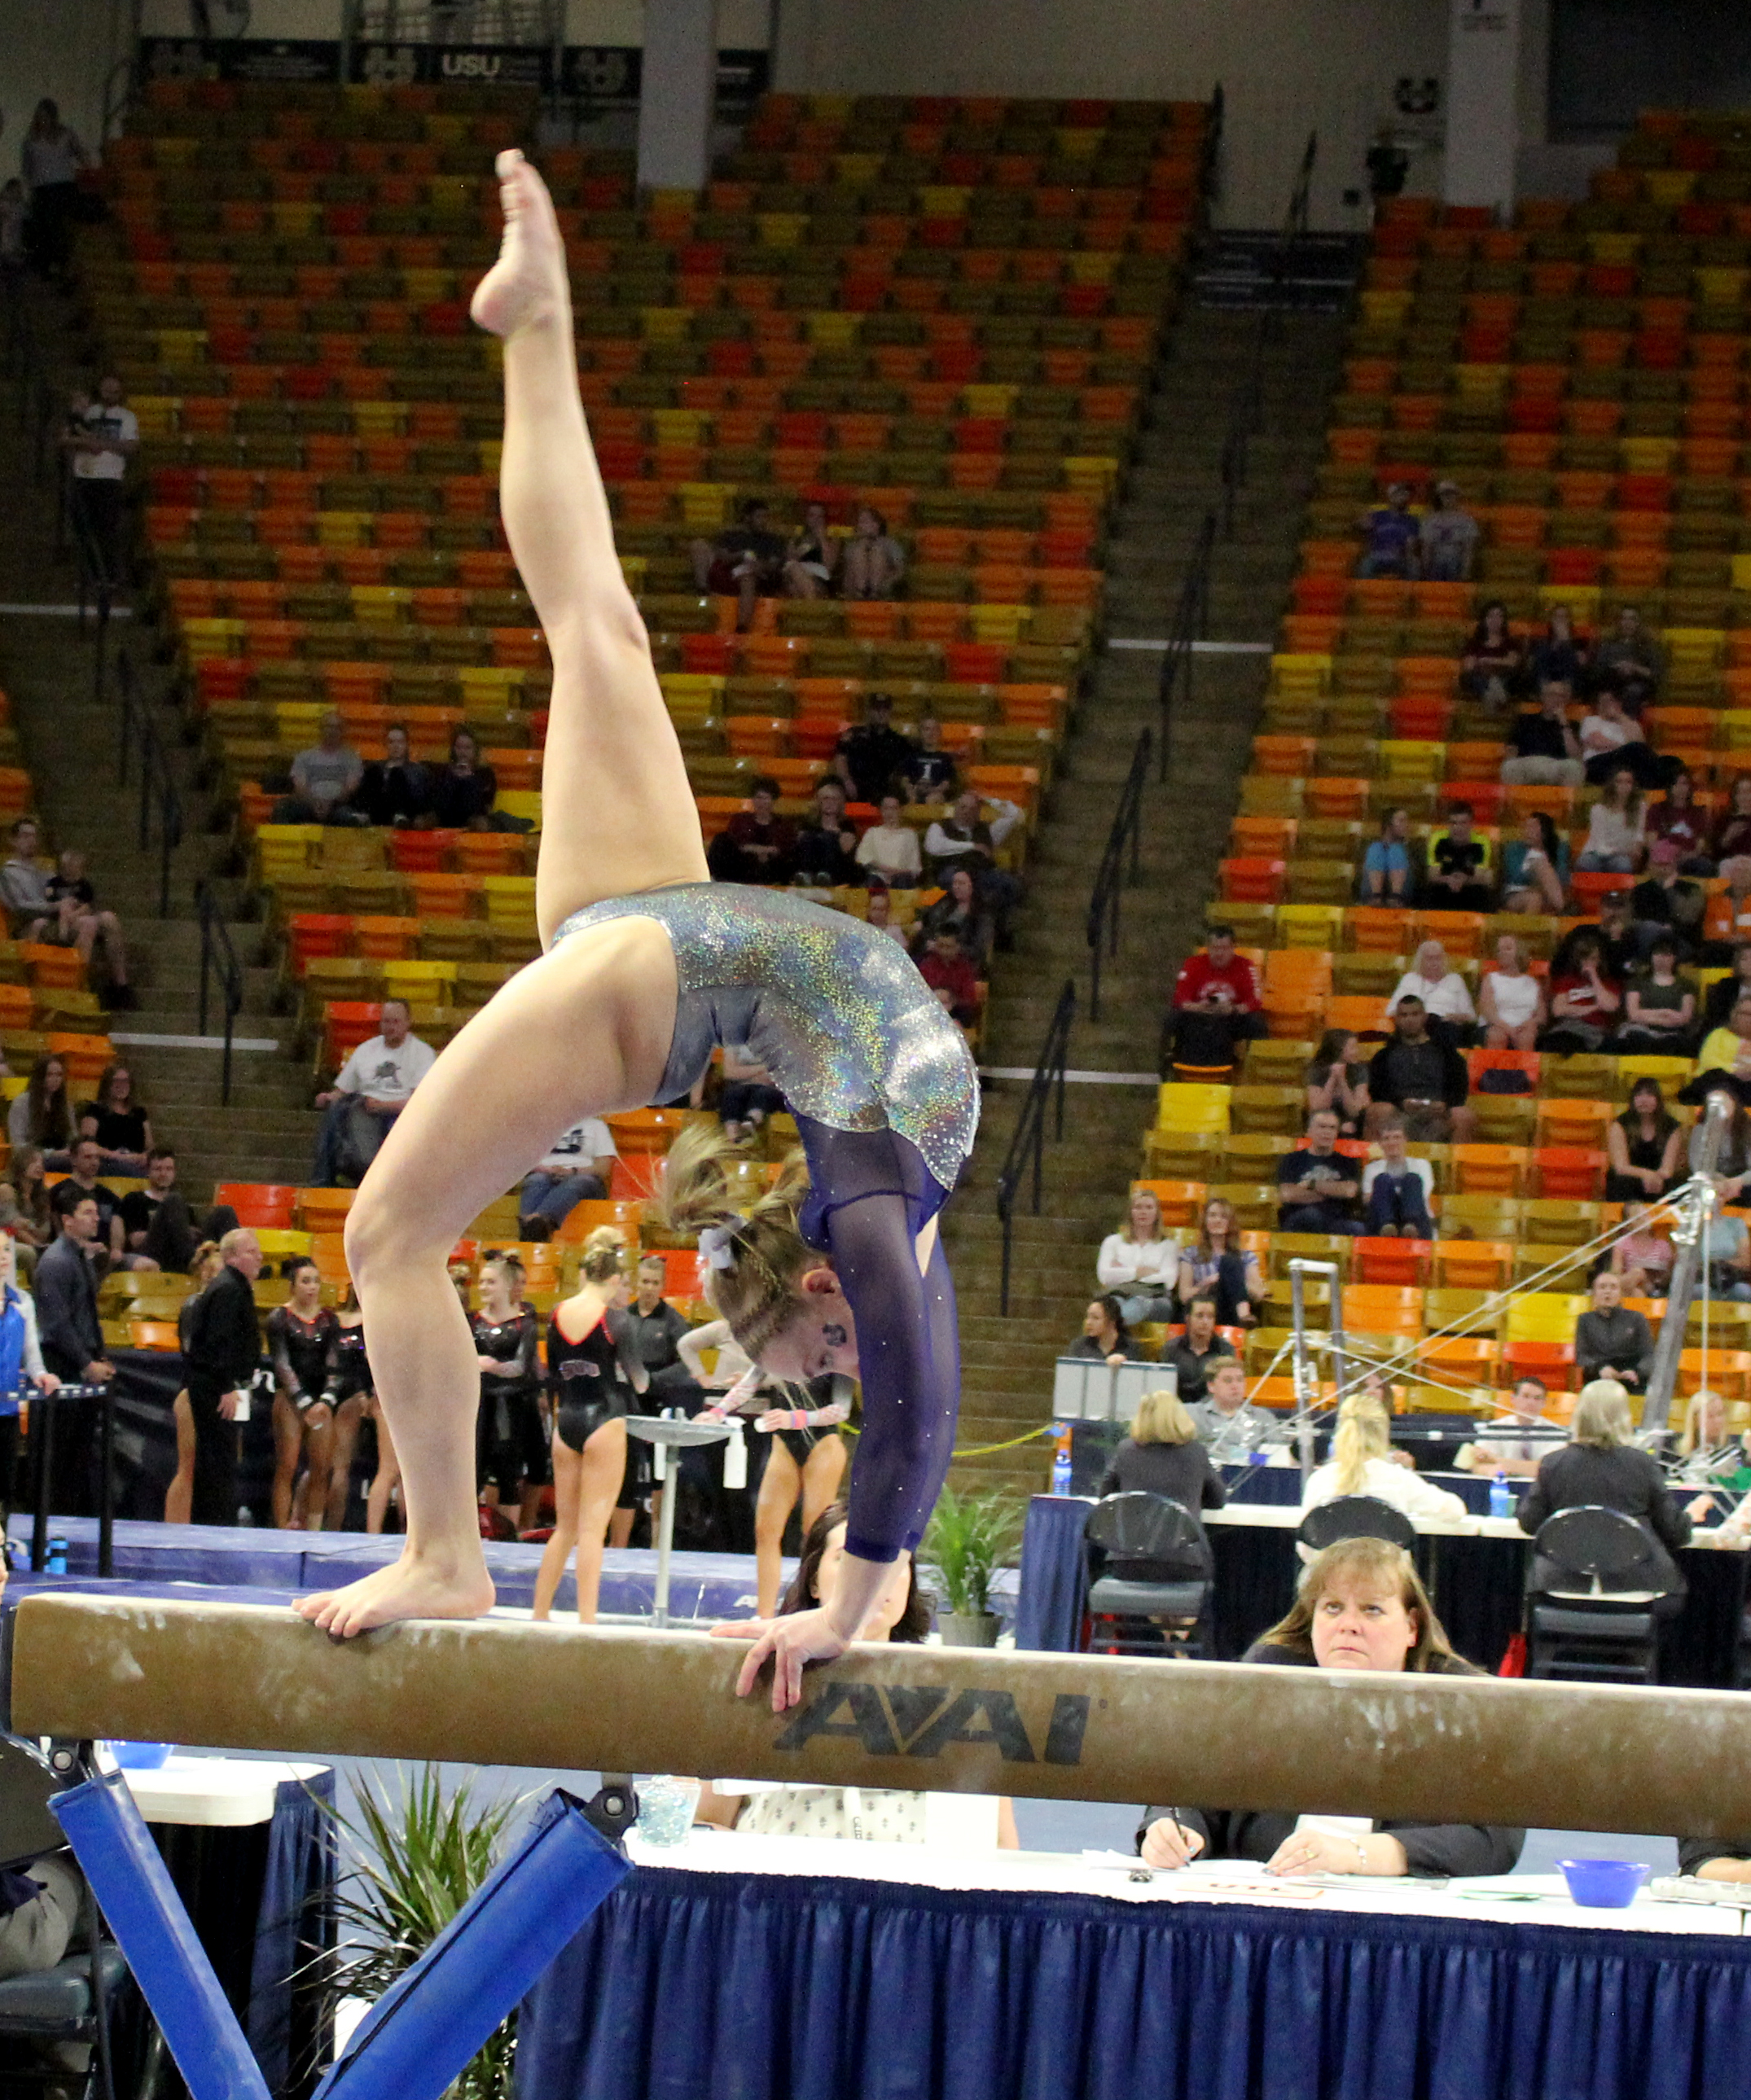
<box><xmin>713</xmin><ymin>1607</ymin><xmax>853</xmax><ymax>1712</ymax></box>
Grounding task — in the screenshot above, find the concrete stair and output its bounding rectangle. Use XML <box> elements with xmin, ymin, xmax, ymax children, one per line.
<box><xmin>942</xmin><ymin>296</ymin><xmax>1351</xmax><ymax>1502</ymax></box>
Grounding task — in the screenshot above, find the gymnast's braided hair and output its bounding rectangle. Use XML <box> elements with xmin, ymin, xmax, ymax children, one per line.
<box><xmin>577</xmin><ymin>1224</ymin><xmax>630</xmax><ymax>1285</ymax></box>
<box><xmin>648</xmin><ymin>1120</ymin><xmax>814</xmax><ymax>1360</ymax></box>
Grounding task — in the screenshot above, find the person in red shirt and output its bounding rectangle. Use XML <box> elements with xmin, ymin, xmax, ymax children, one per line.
<box><xmin>917</xmin><ymin>930</ymin><xmax>981</xmax><ymax>1026</ymax></box>
<box><xmin>1165</xmin><ymin>925</ymin><xmax>1266</xmax><ymax>1074</ymax></box>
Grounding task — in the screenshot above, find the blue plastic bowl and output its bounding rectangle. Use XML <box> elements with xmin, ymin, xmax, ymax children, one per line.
<box><xmin>108</xmin><ymin>1742</ymin><xmax>173</xmax><ymax>1771</ymax></box>
<box><xmin>1557</xmin><ymin>1857</ymin><xmax>1650</xmax><ymax>1909</ymax></box>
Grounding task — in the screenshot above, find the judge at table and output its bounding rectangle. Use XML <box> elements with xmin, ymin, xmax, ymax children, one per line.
<box><xmin>1517</xmin><ymin>1377</ymin><xmax>1691</xmax><ymax>1606</ymax></box>
<box><xmin>1187</xmin><ymin>1360</ymin><xmax>1285</xmax><ymax>1459</ymax></box>
<box><xmin>1137</xmin><ymin>1538</ymin><xmax>1524</xmax><ymax>1879</ymax></box>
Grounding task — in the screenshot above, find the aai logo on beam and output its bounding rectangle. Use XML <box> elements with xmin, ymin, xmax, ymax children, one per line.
<box><xmin>773</xmin><ymin>1681</ymin><xmax>1091</xmax><ymax>1765</ymax></box>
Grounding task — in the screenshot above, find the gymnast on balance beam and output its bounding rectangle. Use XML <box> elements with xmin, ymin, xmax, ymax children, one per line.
<box><xmin>295</xmin><ymin>152</ymin><xmax>979</xmax><ymax>1712</ymax></box>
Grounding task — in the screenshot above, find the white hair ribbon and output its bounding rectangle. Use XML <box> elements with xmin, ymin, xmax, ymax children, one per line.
<box><xmin>698</xmin><ymin>1223</ymin><xmax>737</xmax><ymax>1271</ymax></box>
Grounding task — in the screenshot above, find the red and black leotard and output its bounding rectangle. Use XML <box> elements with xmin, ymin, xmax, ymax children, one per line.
<box><xmin>548</xmin><ymin>1305</ymin><xmax>645</xmax><ymax>1451</ymax></box>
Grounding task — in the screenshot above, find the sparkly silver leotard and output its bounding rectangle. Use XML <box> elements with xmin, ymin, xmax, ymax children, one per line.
<box><xmin>552</xmin><ymin>882</ymin><xmax>979</xmax><ymax>1563</ymax></box>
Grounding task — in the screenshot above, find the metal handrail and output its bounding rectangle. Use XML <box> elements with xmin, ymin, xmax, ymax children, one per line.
<box><xmin>1156</xmin><ymin>507</ymin><xmax>1215</xmax><ymax>783</ymax></box>
<box><xmin>116</xmin><ymin>651</ymin><xmax>184</xmax><ymax>915</ymax></box>
<box><xmin>994</xmin><ymin>979</ymin><xmax>1076</xmax><ymax>1315</ymax></box>
<box><xmin>196</xmin><ymin>881</ymin><xmax>246</xmax><ymax>1107</ymax></box>
<box><xmin>1084</xmin><ymin>727</ymin><xmax>1152</xmax><ymax>1024</ymax></box>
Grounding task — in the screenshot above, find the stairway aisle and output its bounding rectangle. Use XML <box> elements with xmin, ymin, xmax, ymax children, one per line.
<box><xmin>0</xmin><ymin>288</ymin><xmax>320</xmax><ymax>1193</ymax></box>
<box><xmin>945</xmin><ymin>296</ymin><xmax>1352</xmax><ymax>1498</ymax></box>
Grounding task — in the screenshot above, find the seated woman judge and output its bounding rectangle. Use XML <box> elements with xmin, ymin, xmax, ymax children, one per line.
<box><xmin>1516</xmin><ymin>1377</ymin><xmax>1692</xmax><ymax>1608</ymax></box>
<box><xmin>1301</xmin><ymin>1391</ymin><xmax>1470</xmax><ymax>1524</ymax></box>
<box><xmin>1136</xmin><ymin>1538</ymin><xmax>1525</xmax><ymax>1877</ymax></box>
<box><xmin>1097</xmin><ymin>1385</ymin><xmax>1226</xmax><ymax>1518</ymax></box>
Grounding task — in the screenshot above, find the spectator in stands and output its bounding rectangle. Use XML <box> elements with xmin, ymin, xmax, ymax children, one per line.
<box><xmin>64</xmin><ymin>375</ymin><xmax>137</xmax><ymax>590</ymax></box>
<box><xmin>1617</xmin><ymin>936</ymin><xmax>1697</xmax><ymax>1053</ymax></box>
<box><xmin>1574</xmin><ymin>1271</ymin><xmax>1653</xmax><ymax>1393</ymax></box>
<box><xmin>1591</xmin><ymin>604</ymin><xmax>1665</xmax><ymax>711</ymax></box>
<box><xmin>1582</xmin><ymin>691</ymin><xmax>1661</xmax><ymax>791</ymax></box>
<box><xmin>1457</xmin><ymin>1374</ymin><xmax>1557</xmax><ymax>1478</ymax></box>
<box><xmin>917</xmin><ymin>866</ymin><xmax>994</xmax><ymax>970</ymax></box>
<box><xmin>431</xmin><ymin>728</ymin><xmax>511</xmax><ymax>832</ymax></box>
<box><xmin>1097</xmin><ymin>1187</ymin><xmax>1179</xmax><ymax>1326</ymax></box>
<box><xmin>1694</xmin><ymin>1010</ymin><xmax>1751</xmax><ymax>1112</ymax></box>
<box><xmin>1178</xmin><ymin>1196</ymin><xmax>1262</xmax><ymax>1328</ymax></box>
<box><xmin>855</xmin><ymin>793</ymin><xmax>924</xmax><ymax>890</ymax></box>
<box><xmin>1361</xmin><ymin>1115</ymin><xmax>1435</xmax><ymax>1239</ymax></box>
<box><xmin>120</xmin><ymin>1147</ymin><xmax>230</xmax><ymax>1272</ymax></box>
<box><xmin>1187</xmin><ymin>1358</ymin><xmax>1284</xmax><ymax>1458</ymax></box>
<box><xmin>1097</xmin><ymin>1386</ymin><xmax>1227</xmax><ymax>1519</ymax></box>
<box><xmin>783</xmin><ymin>500</ymin><xmax>839</xmax><ymax>598</ymax></box>
<box><xmin>1526</xmin><ymin>603</ymin><xmax>1590</xmax><ymax>692</ymax></box>
<box><xmin>1591</xmin><ymin>887</ymin><xmax>1641</xmax><ymax>982</ymax></box>
<box><xmin>1459</xmin><ymin>601</ymin><xmax>1525</xmax><ymax>710</ymax></box>
<box><xmin>1646</xmin><ymin>767</ymin><xmax>1714</xmax><ymax>875</ymax></box>
<box><xmin>1366</xmin><ymin>996</ymin><xmax>1477</xmax><ymax>1142</ymax></box>
<box><xmin>21</xmin><ymin>99</ymin><xmax>89</xmax><ymax>285</ymax></box>
<box><xmin>1711</xmin><ymin>775</ymin><xmax>1751</xmax><ymax>901</ymax></box>
<box><xmin>1068</xmin><ymin>1295</ymin><xmax>1145</xmax><ymax>1367</ymax></box>
<box><xmin>1606</xmin><ymin>1077</ymin><xmax>1684</xmax><ymax>1203</ymax></box>
<box><xmin>1386</xmin><ymin>940</ymin><xmax>1476</xmax><ymax>1037</ymax></box>
<box><xmin>1520</xmin><ymin>1379</ymin><xmax>1689</xmax><ymax>1602</ymax></box>
<box><xmin>916</xmin><ymin>927</ymin><xmax>981</xmax><ymax>1027</ymax></box>
<box><xmin>1574</xmin><ymin>765</ymin><xmax>1645</xmax><ymax>873</ymax></box>
<box><xmin>791</xmin><ymin>778</ymin><xmax>862</xmax><ymax>888</ymax></box>
<box><xmin>1417</xmin><ymin>480</ymin><xmax>1478</xmax><ymax>581</ymax></box>
<box><xmin>717</xmin><ymin>1050</ymin><xmax>786</xmax><ymax>1146</ymax></box>
<box><xmin>1277</xmin><ymin>1108</ymin><xmax>1363</xmax><ymax>1235</ymax></box>
<box><xmin>311</xmin><ymin>996</ymin><xmax>436</xmax><ymax>1186</ymax></box>
<box><xmin>179</xmin><ymin>1227</ymin><xmax>263</xmax><ymax>1527</ymax></box>
<box><xmin>356</xmin><ymin>724</ymin><xmax>433</xmax><ymax>829</ymax></box>
<box><xmin>45</xmin><ymin>848</ymin><xmax>134</xmax><ymax>1007</ymax></box>
<box><xmin>924</xmin><ymin>787</ymin><xmax>1024</xmax><ymax>936</ymax></box>
<box><xmin>1499</xmin><ymin>810</ymin><xmax>1569</xmax><ymax>915</ymax></box>
<box><xmin>1540</xmin><ymin>926</ymin><xmax>1622</xmax><ymax>1052</ymax></box>
<box><xmin>839</xmin><ymin>504</ymin><xmax>906</xmax><ymax>601</ymax></box>
<box><xmin>901</xmin><ymin>716</ymin><xmax>959</xmax><ymax>805</ymax></box>
<box><xmin>0</xmin><ymin>818</ymin><xmax>72</xmax><ymax>945</ymax></box>
<box><xmin>1355</xmin><ymin>483</ymin><xmax>1420</xmax><ymax>579</ymax></box>
<box><xmin>1302</xmin><ymin>1394</ymin><xmax>1468</xmax><ymax>1522</ymax></box>
<box><xmin>1479</xmin><ymin>932</ymin><xmax>1545</xmax><ymax>1050</ymax></box>
<box><xmin>1164</xmin><ymin>923</ymin><xmax>1265</xmax><ymax>1076</ymax></box>
<box><xmin>1303</xmin><ymin>1028</ymin><xmax>1371</xmax><ymax>1135</ymax></box>
<box><xmin>1420</xmin><ymin>802</ymin><xmax>1494</xmax><ymax>910</ymax></box>
<box><xmin>834</xmin><ymin>692</ymin><xmax>914</xmax><ymax>807</ymax></box>
<box><xmin>1164</xmin><ymin>1292</ymin><xmax>1235</xmax><ymax>1405</ymax></box>
<box><xmin>77</xmin><ymin>1061</ymin><xmax>150</xmax><ymax>1171</ymax></box>
<box><xmin>1629</xmin><ymin>840</ymin><xmax>1706</xmax><ymax>961</ymax></box>
<box><xmin>862</xmin><ymin>887</ymin><xmax>909</xmax><ymax>947</ymax></box>
<box><xmin>7</xmin><ymin>1052</ymin><xmax>72</xmax><ymax>1158</ymax></box>
<box><xmin>704</xmin><ymin>776</ymin><xmax>794</xmax><ymax>885</ymax></box>
<box><xmin>518</xmin><ymin>1115</ymin><xmax>617</xmax><ymax>1236</ymax></box>
<box><xmin>0</xmin><ymin>1146</ymin><xmax>51</xmax><ymax>1260</ymax></box>
<box><xmin>47</xmin><ymin>1137</ymin><xmax>130</xmax><ymax>1257</ymax></box>
<box><xmin>34</xmin><ymin>1191</ymin><xmax>113</xmax><ymax>1514</ymax></box>
<box><xmin>1687</xmin><ymin>1087</ymin><xmax>1751</xmax><ymax>1200</ymax></box>
<box><xmin>1707</xmin><ymin>944</ymin><xmax>1751</xmax><ymax>1032</ymax></box>
<box><xmin>1705</xmin><ymin>1212</ymin><xmax>1751</xmax><ymax>1302</ymax></box>
<box><xmin>1499</xmin><ymin>679</ymin><xmax>1584</xmax><ymax>788</ymax></box>
<box><xmin>691</xmin><ymin>498</ymin><xmax>786</xmax><ymax>629</ymax></box>
<box><xmin>275</xmin><ymin>712</ymin><xmax>366</xmax><ymax>826</ymax></box>
<box><xmin>1612</xmin><ymin>1202</ymin><xmax>1677</xmax><ymax>1300</ymax></box>
<box><xmin>1359</xmin><ymin>805</ymin><xmax>1413</xmax><ymax>903</ymax></box>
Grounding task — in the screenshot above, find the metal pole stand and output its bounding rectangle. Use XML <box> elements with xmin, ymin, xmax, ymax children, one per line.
<box><xmin>624</xmin><ymin>1414</ymin><xmax>735</xmax><ymax>1628</ymax></box>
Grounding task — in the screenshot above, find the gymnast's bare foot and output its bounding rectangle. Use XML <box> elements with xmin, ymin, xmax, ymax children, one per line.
<box><xmin>296</xmin><ymin>1550</ymin><xmax>495</xmax><ymax>1638</ymax></box>
<box><xmin>470</xmin><ymin>148</ymin><xmax>566</xmax><ymax>340</ymax></box>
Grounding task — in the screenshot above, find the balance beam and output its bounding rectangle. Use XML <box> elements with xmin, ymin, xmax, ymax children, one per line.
<box><xmin>13</xmin><ymin>1594</ymin><xmax>1751</xmax><ymax>1839</ymax></box>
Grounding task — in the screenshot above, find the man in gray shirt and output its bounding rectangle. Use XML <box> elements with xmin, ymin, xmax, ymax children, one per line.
<box><xmin>274</xmin><ymin>712</ymin><xmax>366</xmax><ymax>826</ymax></box>
<box><xmin>1187</xmin><ymin>1361</ymin><xmax>1286</xmax><ymax>1460</ymax></box>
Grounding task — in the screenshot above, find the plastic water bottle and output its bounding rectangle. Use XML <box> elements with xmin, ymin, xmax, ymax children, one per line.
<box><xmin>46</xmin><ymin>1535</ymin><xmax>68</xmax><ymax>1575</ymax></box>
<box><xmin>1051</xmin><ymin>1425</ymin><xmax>1073</xmax><ymax>1496</ymax></box>
<box><xmin>1489</xmin><ymin>1472</ymin><xmax>1513</xmax><ymax>1520</ymax></box>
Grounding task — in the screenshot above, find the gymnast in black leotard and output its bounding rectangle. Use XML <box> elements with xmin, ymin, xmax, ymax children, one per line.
<box><xmin>266</xmin><ymin>1257</ymin><xmax>341</xmax><ymax>1531</ymax></box>
<box><xmin>533</xmin><ymin>1227</ymin><xmax>648</xmax><ymax>1624</ymax></box>
<box><xmin>471</xmin><ymin>1250</ymin><xmax>546</xmax><ymax>1530</ymax></box>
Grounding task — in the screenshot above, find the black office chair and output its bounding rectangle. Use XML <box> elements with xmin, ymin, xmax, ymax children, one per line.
<box><xmin>1526</xmin><ymin>1506</ymin><xmax>1674</xmax><ymax>1686</ymax></box>
<box><xmin>1083</xmin><ymin>1492</ymin><xmax>1214</xmax><ymax>1659</ymax></box>
<box><xmin>0</xmin><ymin>1738</ymin><xmax>125</xmax><ymax>2100</ymax></box>
<box><xmin>1296</xmin><ymin>1496</ymin><xmax>1418</xmax><ymax>1557</ymax></box>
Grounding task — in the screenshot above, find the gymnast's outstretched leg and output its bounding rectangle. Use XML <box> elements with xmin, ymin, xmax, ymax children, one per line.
<box><xmin>296</xmin><ymin>151</ymin><xmax>708</xmax><ymax>1634</ymax></box>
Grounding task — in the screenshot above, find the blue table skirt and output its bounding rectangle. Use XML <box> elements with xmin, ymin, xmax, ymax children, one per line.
<box><xmin>517</xmin><ymin>1867</ymin><xmax>1751</xmax><ymax>2100</ymax></box>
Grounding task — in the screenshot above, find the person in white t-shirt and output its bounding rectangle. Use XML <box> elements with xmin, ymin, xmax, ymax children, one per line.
<box><xmin>854</xmin><ymin>793</ymin><xmax>923</xmax><ymax>888</ymax></box>
<box><xmin>64</xmin><ymin>375</ymin><xmax>137</xmax><ymax>590</ymax></box>
<box><xmin>519</xmin><ymin>1115</ymin><xmax>618</xmax><ymax>1235</ymax></box>
<box><xmin>311</xmin><ymin>998</ymin><xmax>437</xmax><ymax>1186</ymax></box>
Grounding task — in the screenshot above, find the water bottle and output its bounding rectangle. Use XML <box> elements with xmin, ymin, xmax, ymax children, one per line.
<box><xmin>46</xmin><ymin>1535</ymin><xmax>68</xmax><ymax>1575</ymax></box>
<box><xmin>1489</xmin><ymin>1472</ymin><xmax>1513</xmax><ymax>1520</ymax></box>
<box><xmin>1051</xmin><ymin>1424</ymin><xmax>1073</xmax><ymax>1496</ymax></box>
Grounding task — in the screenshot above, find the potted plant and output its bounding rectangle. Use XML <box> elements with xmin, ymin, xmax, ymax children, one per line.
<box><xmin>317</xmin><ymin>1764</ymin><xmax>526</xmax><ymax>2098</ymax></box>
<box><xmin>924</xmin><ymin>1485</ymin><xmax>1023</xmax><ymax>1646</ymax></box>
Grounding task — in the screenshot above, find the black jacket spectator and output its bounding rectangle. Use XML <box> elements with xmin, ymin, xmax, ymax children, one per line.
<box><xmin>357</xmin><ymin>754</ymin><xmax>433</xmax><ymax>827</ymax></box>
<box><xmin>836</xmin><ymin>717</ymin><xmax>915</xmax><ymax>805</ymax></box>
<box><xmin>792</xmin><ymin>818</ymin><xmax>863</xmax><ymax>888</ymax></box>
<box><xmin>1098</xmin><ymin>1435</ymin><xmax>1227</xmax><ymax>1514</ymax></box>
<box><xmin>1517</xmin><ymin>1440</ymin><xmax>1691</xmax><ymax>1594</ymax></box>
<box><xmin>1137</xmin><ymin>1644</ymin><xmax>1523</xmax><ymax>1877</ymax></box>
<box><xmin>431</xmin><ymin>758</ymin><xmax>499</xmax><ymax>830</ymax></box>
<box><xmin>1367</xmin><ymin>1032</ymin><xmax>1470</xmax><ymax>1113</ymax></box>
<box><xmin>1574</xmin><ymin>1304</ymin><xmax>1654</xmax><ymax>1388</ymax></box>
<box><xmin>1163</xmin><ymin>1334</ymin><xmax>1236</xmax><ymax>1405</ymax></box>
<box><xmin>33</xmin><ymin>1234</ymin><xmax>101</xmax><ymax>1380</ymax></box>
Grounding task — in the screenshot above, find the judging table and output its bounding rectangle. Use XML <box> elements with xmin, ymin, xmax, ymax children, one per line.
<box><xmin>1014</xmin><ymin>1491</ymin><xmax>1751</xmax><ymax>1683</ymax></box>
<box><xmin>517</xmin><ymin>1832</ymin><xmax>1751</xmax><ymax>2100</ymax></box>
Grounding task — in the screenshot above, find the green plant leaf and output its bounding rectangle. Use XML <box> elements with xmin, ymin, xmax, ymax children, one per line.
<box><xmin>922</xmin><ymin>1484</ymin><xmax>1025</xmax><ymax>1616</ymax></box>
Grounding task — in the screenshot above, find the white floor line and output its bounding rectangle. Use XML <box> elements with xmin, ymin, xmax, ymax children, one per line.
<box><xmin>108</xmin><ymin>1031</ymin><xmax>283</xmax><ymax>1053</ymax></box>
<box><xmin>1108</xmin><ymin>637</ymin><xmax>1271</xmax><ymax>653</ymax></box>
<box><xmin>0</xmin><ymin>601</ymin><xmax>132</xmax><ymax>618</ymax></box>
<box><xmin>979</xmin><ymin>1067</ymin><xmax>1161</xmax><ymax>1085</ymax></box>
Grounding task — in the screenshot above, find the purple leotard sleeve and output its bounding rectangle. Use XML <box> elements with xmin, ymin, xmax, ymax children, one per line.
<box><xmin>796</xmin><ymin>1119</ymin><xmax>960</xmax><ymax>1564</ymax></box>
